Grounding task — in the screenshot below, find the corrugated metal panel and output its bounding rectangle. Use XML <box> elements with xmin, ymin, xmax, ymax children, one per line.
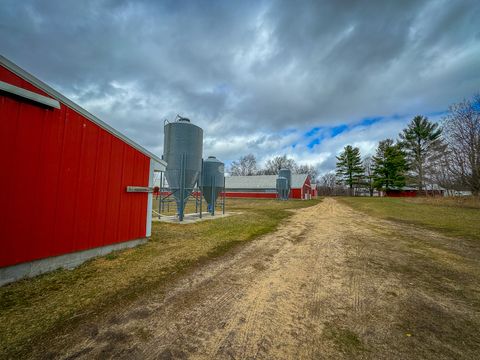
<box><xmin>225</xmin><ymin>175</ymin><xmax>277</xmax><ymax>189</ymax></box>
<box><xmin>223</xmin><ymin>192</ymin><xmax>277</xmax><ymax>199</ymax></box>
<box><xmin>291</xmin><ymin>174</ymin><xmax>309</xmax><ymax>188</ymax></box>
<box><xmin>290</xmin><ymin>189</ymin><xmax>302</xmax><ymax>199</ymax></box>
<box><xmin>0</xmin><ymin>65</ymin><xmax>150</xmax><ymax>268</ymax></box>
<box><xmin>225</xmin><ymin>174</ymin><xmax>310</xmax><ymax>190</ymax></box>
<box><xmin>0</xmin><ymin>55</ymin><xmax>166</xmax><ymax>166</ymax></box>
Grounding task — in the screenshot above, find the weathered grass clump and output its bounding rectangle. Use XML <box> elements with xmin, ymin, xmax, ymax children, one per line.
<box><xmin>338</xmin><ymin>196</ymin><xmax>480</xmax><ymax>241</ymax></box>
<box><xmin>0</xmin><ymin>198</ymin><xmax>320</xmax><ymax>358</ymax></box>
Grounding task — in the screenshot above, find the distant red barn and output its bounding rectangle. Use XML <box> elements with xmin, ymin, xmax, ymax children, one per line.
<box><xmin>0</xmin><ymin>56</ymin><xmax>165</xmax><ymax>285</ymax></box>
<box><xmin>385</xmin><ymin>189</ymin><xmax>417</xmax><ymax>197</ymax></box>
<box><xmin>385</xmin><ymin>187</ymin><xmax>445</xmax><ymax>197</ymax></box>
<box><xmin>224</xmin><ymin>174</ymin><xmax>313</xmax><ymax>199</ymax></box>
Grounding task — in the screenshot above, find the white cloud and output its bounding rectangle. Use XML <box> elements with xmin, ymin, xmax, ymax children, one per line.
<box><xmin>1</xmin><ymin>0</ymin><xmax>478</xmax><ymax>175</ymax></box>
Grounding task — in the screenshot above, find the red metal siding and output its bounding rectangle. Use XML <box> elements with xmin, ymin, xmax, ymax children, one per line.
<box><xmin>223</xmin><ymin>189</ymin><xmax>306</xmax><ymax>199</ymax></box>
<box><xmin>223</xmin><ymin>192</ymin><xmax>277</xmax><ymax>199</ymax></box>
<box><xmin>385</xmin><ymin>190</ymin><xmax>417</xmax><ymax>197</ymax></box>
<box><xmin>0</xmin><ymin>65</ymin><xmax>150</xmax><ymax>268</ymax></box>
<box><xmin>289</xmin><ymin>188</ymin><xmax>302</xmax><ymax>199</ymax></box>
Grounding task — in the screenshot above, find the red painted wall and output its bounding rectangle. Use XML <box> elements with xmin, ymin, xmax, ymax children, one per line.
<box><xmin>223</xmin><ymin>177</ymin><xmax>312</xmax><ymax>200</ymax></box>
<box><xmin>290</xmin><ymin>188</ymin><xmax>302</xmax><ymax>199</ymax></box>
<box><xmin>224</xmin><ymin>188</ymin><xmax>307</xmax><ymax>199</ymax></box>
<box><xmin>223</xmin><ymin>192</ymin><xmax>277</xmax><ymax>199</ymax></box>
<box><xmin>385</xmin><ymin>190</ymin><xmax>417</xmax><ymax>197</ymax></box>
<box><xmin>0</xmin><ymin>66</ymin><xmax>150</xmax><ymax>268</ymax></box>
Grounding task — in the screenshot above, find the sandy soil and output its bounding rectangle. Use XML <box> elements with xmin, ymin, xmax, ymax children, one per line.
<box><xmin>53</xmin><ymin>198</ymin><xmax>479</xmax><ymax>360</ymax></box>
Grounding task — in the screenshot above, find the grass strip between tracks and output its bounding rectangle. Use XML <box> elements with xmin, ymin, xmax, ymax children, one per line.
<box><xmin>337</xmin><ymin>196</ymin><xmax>480</xmax><ymax>242</ymax></box>
<box><xmin>0</xmin><ymin>198</ymin><xmax>321</xmax><ymax>358</ymax></box>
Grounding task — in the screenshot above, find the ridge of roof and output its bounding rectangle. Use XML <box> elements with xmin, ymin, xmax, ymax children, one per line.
<box><xmin>0</xmin><ymin>55</ymin><xmax>165</xmax><ymax>165</ymax></box>
<box><xmin>225</xmin><ymin>173</ymin><xmax>309</xmax><ymax>189</ymax></box>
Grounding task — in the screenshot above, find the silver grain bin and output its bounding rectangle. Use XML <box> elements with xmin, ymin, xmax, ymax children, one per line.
<box><xmin>278</xmin><ymin>168</ymin><xmax>291</xmax><ymax>198</ymax></box>
<box><xmin>163</xmin><ymin>116</ymin><xmax>203</xmax><ymax>220</ymax></box>
<box><xmin>276</xmin><ymin>176</ymin><xmax>288</xmax><ymax>200</ymax></box>
<box><xmin>202</xmin><ymin>156</ymin><xmax>225</xmax><ymax>214</ymax></box>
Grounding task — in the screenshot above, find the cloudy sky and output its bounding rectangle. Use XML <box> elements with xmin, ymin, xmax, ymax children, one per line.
<box><xmin>1</xmin><ymin>0</ymin><xmax>479</xmax><ymax>174</ymax></box>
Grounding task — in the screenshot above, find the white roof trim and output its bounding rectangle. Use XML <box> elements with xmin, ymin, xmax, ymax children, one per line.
<box><xmin>0</xmin><ymin>80</ymin><xmax>61</xmax><ymax>108</ymax></box>
<box><xmin>0</xmin><ymin>55</ymin><xmax>165</xmax><ymax>165</ymax></box>
<box><xmin>225</xmin><ymin>173</ymin><xmax>310</xmax><ymax>189</ymax></box>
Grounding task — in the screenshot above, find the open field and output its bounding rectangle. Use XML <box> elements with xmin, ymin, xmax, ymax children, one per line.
<box><xmin>0</xmin><ymin>198</ymin><xmax>320</xmax><ymax>359</ymax></box>
<box><xmin>2</xmin><ymin>196</ymin><xmax>480</xmax><ymax>359</ymax></box>
<box><xmin>338</xmin><ymin>196</ymin><xmax>480</xmax><ymax>241</ymax></box>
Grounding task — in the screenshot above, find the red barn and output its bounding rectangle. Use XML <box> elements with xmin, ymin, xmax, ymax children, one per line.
<box><xmin>224</xmin><ymin>174</ymin><xmax>313</xmax><ymax>199</ymax></box>
<box><xmin>0</xmin><ymin>56</ymin><xmax>165</xmax><ymax>285</ymax></box>
<box><xmin>384</xmin><ymin>185</ymin><xmax>445</xmax><ymax>197</ymax></box>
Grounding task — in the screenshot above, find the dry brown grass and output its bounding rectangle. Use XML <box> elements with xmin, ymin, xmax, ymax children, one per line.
<box><xmin>41</xmin><ymin>198</ymin><xmax>480</xmax><ymax>359</ymax></box>
<box><xmin>0</xmin><ymin>198</ymin><xmax>320</xmax><ymax>359</ymax></box>
<box><xmin>405</xmin><ymin>196</ymin><xmax>480</xmax><ymax>209</ymax></box>
<box><xmin>338</xmin><ymin>196</ymin><xmax>480</xmax><ymax>241</ymax></box>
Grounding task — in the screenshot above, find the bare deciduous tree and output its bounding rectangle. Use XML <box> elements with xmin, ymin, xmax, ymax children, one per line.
<box><xmin>229</xmin><ymin>154</ymin><xmax>258</xmax><ymax>176</ymax></box>
<box><xmin>317</xmin><ymin>172</ymin><xmax>336</xmax><ymax>196</ymax></box>
<box><xmin>443</xmin><ymin>95</ymin><xmax>480</xmax><ymax>196</ymax></box>
<box><xmin>261</xmin><ymin>155</ymin><xmax>297</xmax><ymax>175</ymax></box>
<box><xmin>317</xmin><ymin>172</ymin><xmax>349</xmax><ymax>196</ymax></box>
<box><xmin>296</xmin><ymin>164</ymin><xmax>318</xmax><ymax>182</ymax></box>
<box><xmin>362</xmin><ymin>156</ymin><xmax>375</xmax><ymax>196</ymax></box>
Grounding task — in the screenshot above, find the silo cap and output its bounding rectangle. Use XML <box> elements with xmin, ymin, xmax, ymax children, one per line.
<box><xmin>177</xmin><ymin>116</ymin><xmax>191</xmax><ymax>122</ymax></box>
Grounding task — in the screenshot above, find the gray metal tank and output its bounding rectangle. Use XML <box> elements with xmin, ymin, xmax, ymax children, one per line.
<box><xmin>278</xmin><ymin>168</ymin><xmax>292</xmax><ymax>197</ymax></box>
<box><xmin>163</xmin><ymin>116</ymin><xmax>203</xmax><ymax>220</ymax></box>
<box><xmin>202</xmin><ymin>156</ymin><xmax>225</xmax><ymax>213</ymax></box>
<box><xmin>276</xmin><ymin>176</ymin><xmax>288</xmax><ymax>200</ymax></box>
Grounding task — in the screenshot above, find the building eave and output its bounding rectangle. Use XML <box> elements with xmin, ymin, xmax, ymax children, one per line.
<box><xmin>0</xmin><ymin>55</ymin><xmax>166</xmax><ymax>166</ymax></box>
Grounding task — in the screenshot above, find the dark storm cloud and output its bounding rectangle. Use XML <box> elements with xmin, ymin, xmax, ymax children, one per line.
<box><xmin>1</xmin><ymin>0</ymin><xmax>479</xmax><ymax>172</ymax></box>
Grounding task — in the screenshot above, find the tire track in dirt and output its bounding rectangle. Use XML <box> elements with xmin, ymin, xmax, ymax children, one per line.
<box><xmin>58</xmin><ymin>199</ymin><xmax>354</xmax><ymax>359</ymax></box>
<box><xmin>54</xmin><ymin>198</ymin><xmax>480</xmax><ymax>360</ymax></box>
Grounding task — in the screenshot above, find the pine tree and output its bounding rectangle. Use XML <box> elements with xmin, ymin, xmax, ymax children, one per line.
<box><xmin>373</xmin><ymin>139</ymin><xmax>408</xmax><ymax>191</ymax></box>
<box><xmin>336</xmin><ymin>145</ymin><xmax>364</xmax><ymax>195</ymax></box>
<box><xmin>399</xmin><ymin>115</ymin><xmax>445</xmax><ymax>191</ymax></box>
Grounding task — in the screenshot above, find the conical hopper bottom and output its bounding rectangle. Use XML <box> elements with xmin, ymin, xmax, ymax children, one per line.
<box><xmin>171</xmin><ymin>189</ymin><xmax>194</xmax><ymax>215</ymax></box>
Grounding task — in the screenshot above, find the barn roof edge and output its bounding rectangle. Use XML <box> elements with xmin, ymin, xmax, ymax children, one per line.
<box><xmin>0</xmin><ymin>55</ymin><xmax>165</xmax><ymax>166</ymax></box>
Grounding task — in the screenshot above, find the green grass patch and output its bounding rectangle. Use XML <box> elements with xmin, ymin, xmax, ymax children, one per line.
<box><xmin>0</xmin><ymin>198</ymin><xmax>320</xmax><ymax>358</ymax></box>
<box><xmin>337</xmin><ymin>197</ymin><xmax>480</xmax><ymax>241</ymax></box>
<box><xmin>324</xmin><ymin>322</ymin><xmax>365</xmax><ymax>354</ymax></box>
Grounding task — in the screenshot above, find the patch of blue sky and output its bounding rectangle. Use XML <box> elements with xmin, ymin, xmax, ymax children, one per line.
<box><xmin>300</xmin><ymin>117</ymin><xmax>385</xmax><ymax>150</ymax></box>
<box><xmin>305</xmin><ymin>126</ymin><xmax>321</xmax><ymax>137</ymax></box>
<box><xmin>330</xmin><ymin>124</ymin><xmax>349</xmax><ymax>137</ymax></box>
<box><xmin>355</xmin><ymin>116</ymin><xmax>383</xmax><ymax>127</ymax></box>
<box><xmin>307</xmin><ymin>138</ymin><xmax>322</xmax><ymax>149</ymax></box>
<box><xmin>389</xmin><ymin>113</ymin><xmax>403</xmax><ymax>120</ymax></box>
<box><xmin>425</xmin><ymin>110</ymin><xmax>448</xmax><ymax>118</ymax></box>
<box><xmin>213</xmin><ymin>83</ymin><xmax>230</xmax><ymax>94</ymax></box>
<box><xmin>280</xmin><ymin>128</ymin><xmax>298</xmax><ymax>135</ymax></box>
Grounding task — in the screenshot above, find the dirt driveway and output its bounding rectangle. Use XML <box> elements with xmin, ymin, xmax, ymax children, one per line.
<box><xmin>57</xmin><ymin>198</ymin><xmax>479</xmax><ymax>359</ymax></box>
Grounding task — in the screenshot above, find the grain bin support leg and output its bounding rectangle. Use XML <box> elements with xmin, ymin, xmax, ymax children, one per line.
<box><xmin>222</xmin><ymin>177</ymin><xmax>226</xmax><ymax>215</ymax></box>
<box><xmin>199</xmin><ymin>159</ymin><xmax>203</xmax><ymax>219</ymax></box>
<box><xmin>158</xmin><ymin>171</ymin><xmax>163</xmax><ymax>219</ymax></box>
<box><xmin>211</xmin><ymin>176</ymin><xmax>215</xmax><ymax>216</ymax></box>
<box><xmin>179</xmin><ymin>153</ymin><xmax>186</xmax><ymax>221</ymax></box>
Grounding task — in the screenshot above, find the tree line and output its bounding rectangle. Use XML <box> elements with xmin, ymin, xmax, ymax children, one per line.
<box><xmin>229</xmin><ymin>154</ymin><xmax>319</xmax><ymax>181</ymax></box>
<box><xmin>326</xmin><ymin>94</ymin><xmax>480</xmax><ymax>196</ymax></box>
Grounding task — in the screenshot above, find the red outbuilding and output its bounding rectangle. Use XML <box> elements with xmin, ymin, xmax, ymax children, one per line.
<box><xmin>0</xmin><ymin>56</ymin><xmax>165</xmax><ymax>285</ymax></box>
<box><xmin>224</xmin><ymin>174</ymin><xmax>313</xmax><ymax>199</ymax></box>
